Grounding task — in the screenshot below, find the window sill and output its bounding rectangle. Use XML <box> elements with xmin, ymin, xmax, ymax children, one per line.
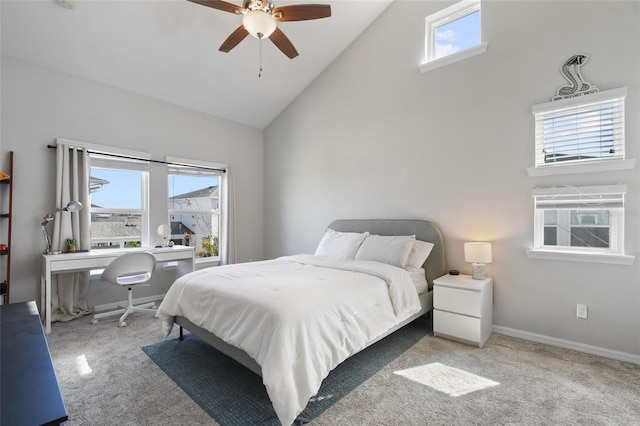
<box><xmin>527</xmin><ymin>159</ymin><xmax>635</xmax><ymax>177</ymax></box>
<box><xmin>526</xmin><ymin>249</ymin><xmax>635</xmax><ymax>265</ymax></box>
<box><xmin>419</xmin><ymin>43</ymin><xmax>488</xmax><ymax>74</ymax></box>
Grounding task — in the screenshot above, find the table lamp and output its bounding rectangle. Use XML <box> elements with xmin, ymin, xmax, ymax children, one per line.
<box><xmin>464</xmin><ymin>242</ymin><xmax>492</xmax><ymax>280</ymax></box>
<box><xmin>42</xmin><ymin>200</ymin><xmax>83</xmax><ymax>254</ymax></box>
<box><xmin>157</xmin><ymin>224</ymin><xmax>171</xmax><ymax>247</ymax></box>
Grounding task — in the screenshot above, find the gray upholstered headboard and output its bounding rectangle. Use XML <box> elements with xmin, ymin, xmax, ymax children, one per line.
<box><xmin>327</xmin><ymin>219</ymin><xmax>446</xmax><ymax>290</ymax></box>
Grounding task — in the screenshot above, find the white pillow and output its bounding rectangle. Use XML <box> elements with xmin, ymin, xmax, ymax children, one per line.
<box><xmin>355</xmin><ymin>234</ymin><xmax>415</xmax><ymax>268</ymax></box>
<box><xmin>407</xmin><ymin>240</ymin><xmax>435</xmax><ymax>270</ymax></box>
<box><xmin>314</xmin><ymin>229</ymin><xmax>369</xmax><ymax>260</ymax></box>
<box><xmin>408</xmin><ymin>267</ymin><xmax>429</xmax><ymax>294</ymax></box>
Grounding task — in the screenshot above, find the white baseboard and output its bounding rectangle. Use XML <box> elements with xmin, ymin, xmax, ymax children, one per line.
<box><xmin>91</xmin><ymin>298</ymin><xmax>640</xmax><ymax>365</ymax></box>
<box><xmin>493</xmin><ymin>325</ymin><xmax>640</xmax><ymax>365</ymax></box>
<box><xmin>93</xmin><ymin>293</ymin><xmax>166</xmax><ymax>313</ymax></box>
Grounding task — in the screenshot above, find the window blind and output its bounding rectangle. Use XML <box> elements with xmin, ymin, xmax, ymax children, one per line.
<box><xmin>533</xmin><ymin>185</ymin><xmax>626</xmax><ymax>210</ymax></box>
<box><xmin>90</xmin><ymin>153</ymin><xmax>150</xmax><ymax>172</ymax></box>
<box><xmin>533</xmin><ymin>88</ymin><xmax>626</xmax><ymax>167</ymax></box>
<box><xmin>167</xmin><ymin>163</ymin><xmax>224</xmax><ymax>177</ymax></box>
<box><xmin>165</xmin><ymin>155</ymin><xmax>226</xmax><ymax>175</ymax></box>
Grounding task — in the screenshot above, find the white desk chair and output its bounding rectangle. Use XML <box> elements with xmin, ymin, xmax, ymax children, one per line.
<box><xmin>91</xmin><ymin>252</ymin><xmax>157</xmax><ymax>327</ymax></box>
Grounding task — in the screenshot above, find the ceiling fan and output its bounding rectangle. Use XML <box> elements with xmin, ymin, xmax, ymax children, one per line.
<box><xmin>188</xmin><ymin>0</ymin><xmax>331</xmax><ymax>59</ymax></box>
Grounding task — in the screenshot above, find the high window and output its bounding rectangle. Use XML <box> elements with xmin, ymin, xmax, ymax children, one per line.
<box><xmin>90</xmin><ymin>154</ymin><xmax>149</xmax><ymax>249</ymax></box>
<box><xmin>532</xmin><ymin>88</ymin><xmax>626</xmax><ymax>172</ymax></box>
<box><xmin>420</xmin><ymin>0</ymin><xmax>487</xmax><ymax>73</ymax></box>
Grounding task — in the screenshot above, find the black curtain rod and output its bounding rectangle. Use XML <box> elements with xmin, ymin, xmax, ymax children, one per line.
<box><xmin>46</xmin><ymin>144</ymin><xmax>226</xmax><ymax>173</ymax></box>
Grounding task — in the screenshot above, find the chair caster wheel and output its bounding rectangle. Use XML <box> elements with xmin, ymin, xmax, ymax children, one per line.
<box><xmin>91</xmin><ymin>319</ymin><xmax>98</xmax><ymax>325</ymax></box>
<box><xmin>119</xmin><ymin>322</ymin><xmax>126</xmax><ymax>327</ymax></box>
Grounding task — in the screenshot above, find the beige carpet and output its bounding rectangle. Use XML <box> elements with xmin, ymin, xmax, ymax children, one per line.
<box><xmin>47</xmin><ymin>313</ymin><xmax>640</xmax><ymax>425</ymax></box>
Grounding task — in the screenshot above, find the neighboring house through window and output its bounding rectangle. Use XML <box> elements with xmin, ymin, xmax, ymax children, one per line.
<box><xmin>168</xmin><ymin>161</ymin><xmax>224</xmax><ymax>261</ymax></box>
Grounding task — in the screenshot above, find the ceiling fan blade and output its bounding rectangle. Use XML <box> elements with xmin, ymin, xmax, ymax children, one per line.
<box><xmin>273</xmin><ymin>4</ymin><xmax>331</xmax><ymax>22</ymax></box>
<box><xmin>219</xmin><ymin>26</ymin><xmax>250</xmax><ymax>52</ymax></box>
<box><xmin>269</xmin><ymin>27</ymin><xmax>299</xmax><ymax>59</ymax></box>
<box><xmin>187</xmin><ymin>0</ymin><xmax>243</xmax><ymax>15</ymax></box>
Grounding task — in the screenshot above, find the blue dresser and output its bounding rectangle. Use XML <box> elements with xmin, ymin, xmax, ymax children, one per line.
<box><xmin>1</xmin><ymin>301</ymin><xmax>68</xmax><ymax>425</ymax></box>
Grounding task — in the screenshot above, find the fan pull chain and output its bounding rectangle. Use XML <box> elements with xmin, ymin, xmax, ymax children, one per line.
<box><xmin>258</xmin><ymin>36</ymin><xmax>263</xmax><ymax>78</ymax></box>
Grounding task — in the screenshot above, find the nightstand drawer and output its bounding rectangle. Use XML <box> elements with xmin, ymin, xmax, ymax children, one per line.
<box><xmin>434</xmin><ymin>285</ymin><xmax>482</xmax><ymax>317</ymax></box>
<box><xmin>434</xmin><ymin>310</ymin><xmax>482</xmax><ymax>344</ymax></box>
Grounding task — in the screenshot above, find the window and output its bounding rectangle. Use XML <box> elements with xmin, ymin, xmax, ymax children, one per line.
<box><xmin>71</xmin><ymin>141</ymin><xmax>228</xmax><ymax>262</ymax></box>
<box><xmin>529</xmin><ymin>185</ymin><xmax>633</xmax><ymax>264</ymax></box>
<box><xmin>529</xmin><ymin>88</ymin><xmax>630</xmax><ymax>176</ymax></box>
<box><xmin>166</xmin><ymin>157</ymin><xmax>226</xmax><ymax>264</ymax></box>
<box><xmin>420</xmin><ymin>0</ymin><xmax>487</xmax><ymax>73</ymax></box>
<box><xmin>90</xmin><ymin>154</ymin><xmax>150</xmax><ymax>249</ymax></box>
<box><xmin>542</xmin><ymin>210</ymin><xmax>613</xmax><ymax>248</ymax></box>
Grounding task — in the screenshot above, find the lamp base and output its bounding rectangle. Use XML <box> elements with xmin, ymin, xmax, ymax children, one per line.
<box><xmin>44</xmin><ymin>250</ymin><xmax>63</xmax><ymax>255</ymax></box>
<box><xmin>471</xmin><ymin>263</ymin><xmax>486</xmax><ymax>280</ymax></box>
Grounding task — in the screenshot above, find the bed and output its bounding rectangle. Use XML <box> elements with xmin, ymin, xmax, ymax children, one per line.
<box><xmin>156</xmin><ymin>219</ymin><xmax>446</xmax><ymax>425</ymax></box>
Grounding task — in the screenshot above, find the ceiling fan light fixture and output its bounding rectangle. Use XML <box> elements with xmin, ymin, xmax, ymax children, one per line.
<box><xmin>242</xmin><ymin>10</ymin><xmax>276</xmax><ymax>39</ymax></box>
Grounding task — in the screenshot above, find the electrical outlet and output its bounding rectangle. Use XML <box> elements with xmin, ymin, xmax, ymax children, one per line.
<box><xmin>576</xmin><ymin>304</ymin><xmax>588</xmax><ymax>319</ymax></box>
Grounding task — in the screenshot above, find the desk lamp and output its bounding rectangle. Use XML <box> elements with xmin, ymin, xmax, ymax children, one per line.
<box><xmin>42</xmin><ymin>201</ymin><xmax>83</xmax><ymax>254</ymax></box>
<box><xmin>464</xmin><ymin>242</ymin><xmax>492</xmax><ymax>280</ymax></box>
<box><xmin>157</xmin><ymin>224</ymin><xmax>171</xmax><ymax>247</ymax></box>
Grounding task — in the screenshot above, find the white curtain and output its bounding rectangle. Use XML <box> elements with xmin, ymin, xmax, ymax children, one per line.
<box><xmin>51</xmin><ymin>143</ymin><xmax>93</xmax><ymax>322</ymax></box>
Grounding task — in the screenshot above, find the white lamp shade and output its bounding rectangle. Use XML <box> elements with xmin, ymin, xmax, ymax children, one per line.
<box><xmin>464</xmin><ymin>242</ymin><xmax>492</xmax><ymax>264</ymax></box>
<box><xmin>157</xmin><ymin>224</ymin><xmax>171</xmax><ymax>238</ymax></box>
<box><xmin>242</xmin><ymin>10</ymin><xmax>277</xmax><ymax>39</ymax></box>
<box><xmin>64</xmin><ymin>200</ymin><xmax>83</xmax><ymax>212</ymax></box>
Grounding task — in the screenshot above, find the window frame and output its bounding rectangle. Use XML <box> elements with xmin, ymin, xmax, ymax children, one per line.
<box><xmin>89</xmin><ymin>154</ymin><xmax>150</xmax><ymax>250</ymax></box>
<box><xmin>419</xmin><ymin>0</ymin><xmax>488</xmax><ymax>74</ymax></box>
<box><xmin>55</xmin><ymin>139</ymin><xmax>229</xmax><ymax>265</ymax></box>
<box><xmin>527</xmin><ymin>185</ymin><xmax>634</xmax><ymax>265</ymax></box>
<box><xmin>527</xmin><ymin>87</ymin><xmax>633</xmax><ymax>177</ymax></box>
<box><xmin>166</xmin><ymin>156</ymin><xmax>228</xmax><ymax>267</ymax></box>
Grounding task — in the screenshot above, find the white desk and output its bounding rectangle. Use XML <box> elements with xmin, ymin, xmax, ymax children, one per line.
<box><xmin>41</xmin><ymin>246</ymin><xmax>195</xmax><ymax>334</ymax></box>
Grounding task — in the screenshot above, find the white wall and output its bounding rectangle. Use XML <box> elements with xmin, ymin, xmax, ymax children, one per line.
<box><xmin>0</xmin><ymin>57</ymin><xmax>264</xmax><ymax>307</ymax></box>
<box><xmin>264</xmin><ymin>1</ymin><xmax>640</xmax><ymax>357</ymax></box>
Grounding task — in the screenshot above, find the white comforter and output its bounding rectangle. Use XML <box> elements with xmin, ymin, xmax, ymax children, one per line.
<box><xmin>156</xmin><ymin>254</ymin><xmax>421</xmax><ymax>426</ymax></box>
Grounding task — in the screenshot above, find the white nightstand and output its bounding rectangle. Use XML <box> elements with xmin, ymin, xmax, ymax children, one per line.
<box><xmin>433</xmin><ymin>274</ymin><xmax>493</xmax><ymax>348</ymax></box>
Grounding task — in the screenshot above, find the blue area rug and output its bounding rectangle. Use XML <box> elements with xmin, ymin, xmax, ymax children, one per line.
<box><xmin>142</xmin><ymin>316</ymin><xmax>429</xmax><ymax>425</ymax></box>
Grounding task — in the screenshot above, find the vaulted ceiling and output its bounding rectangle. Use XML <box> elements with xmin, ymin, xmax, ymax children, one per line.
<box><xmin>1</xmin><ymin>0</ymin><xmax>393</xmax><ymax>129</ymax></box>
